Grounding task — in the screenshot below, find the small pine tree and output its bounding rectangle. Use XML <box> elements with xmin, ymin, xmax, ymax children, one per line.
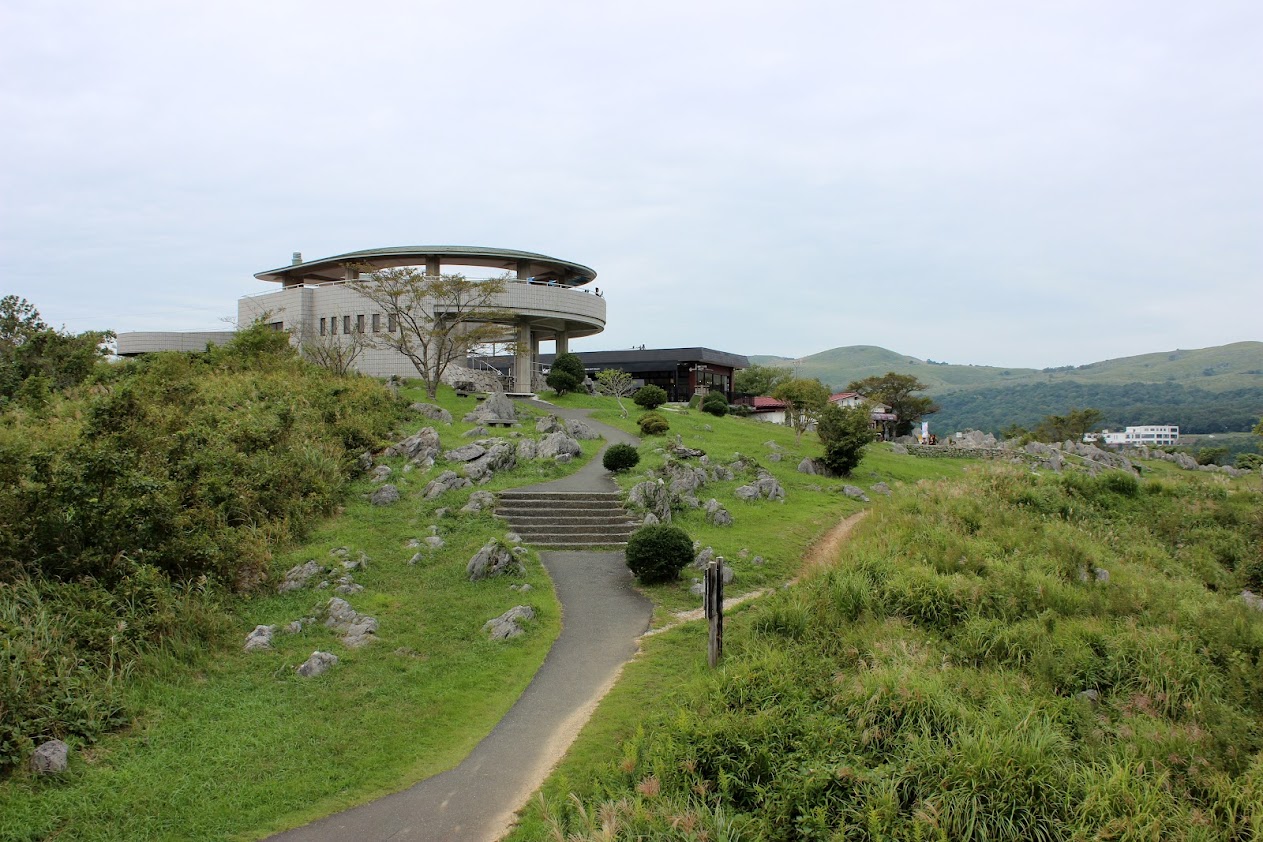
<box><xmin>702</xmin><ymin>392</ymin><xmax>728</xmax><ymax>417</ymax></box>
<box><xmin>546</xmin><ymin>353</ymin><xmax>586</xmax><ymax>395</ymax></box>
<box><xmin>633</xmin><ymin>384</ymin><xmax>668</xmax><ymax>410</ymax></box>
<box><xmin>625</xmin><ymin>524</ymin><xmax>694</xmax><ymax>583</ymax></box>
<box><xmin>602</xmin><ymin>443</ymin><xmax>640</xmax><ymax>472</ymax></box>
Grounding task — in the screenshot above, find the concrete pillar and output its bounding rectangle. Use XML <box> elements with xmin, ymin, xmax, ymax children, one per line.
<box><xmin>426</xmin><ymin>255</ymin><xmax>441</xmax><ymax>277</ymax></box>
<box><xmin>516</xmin><ymin>259</ymin><xmax>531</xmax><ymax>281</ymax></box>
<box><xmin>530</xmin><ymin>332</ymin><xmax>541</xmax><ymax>390</ymax></box>
<box><xmin>512</xmin><ymin>322</ymin><xmax>533</xmax><ymax>393</ymax></box>
<box><xmin>555</xmin><ymin>330</ymin><xmax>569</xmax><ymax>356</ymax></box>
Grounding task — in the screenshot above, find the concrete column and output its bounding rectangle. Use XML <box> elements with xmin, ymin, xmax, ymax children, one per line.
<box><xmin>512</xmin><ymin>322</ymin><xmax>533</xmax><ymax>393</ymax></box>
<box><xmin>555</xmin><ymin>330</ymin><xmax>569</xmax><ymax>356</ymax></box>
<box><xmin>530</xmin><ymin>332</ymin><xmax>541</xmax><ymax>390</ymax></box>
<box><xmin>516</xmin><ymin>259</ymin><xmax>531</xmax><ymax>281</ymax></box>
<box><xmin>426</xmin><ymin>256</ymin><xmax>441</xmax><ymax>277</ymax></box>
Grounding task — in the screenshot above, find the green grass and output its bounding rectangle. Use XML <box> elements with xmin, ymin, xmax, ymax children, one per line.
<box><xmin>508</xmin><ymin>464</ymin><xmax>1263</xmax><ymax>841</ymax></box>
<box><xmin>0</xmin><ymin>384</ymin><xmax>601</xmax><ymax>841</ymax></box>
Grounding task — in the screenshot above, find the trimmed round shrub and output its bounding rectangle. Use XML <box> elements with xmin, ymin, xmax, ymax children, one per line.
<box><xmin>702</xmin><ymin>392</ymin><xmax>728</xmax><ymax>416</ymax></box>
<box><xmin>625</xmin><ymin>524</ymin><xmax>694</xmax><ymax>583</ymax></box>
<box><xmin>603</xmin><ymin>442</ymin><xmax>640</xmax><ymax>473</ymax></box>
<box><xmin>633</xmin><ymin>384</ymin><xmax>668</xmax><ymax>410</ymax></box>
<box><xmin>637</xmin><ymin>411</ymin><xmax>670</xmax><ymax>436</ymax></box>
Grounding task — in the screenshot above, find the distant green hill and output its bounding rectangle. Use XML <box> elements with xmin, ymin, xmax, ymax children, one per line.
<box><xmin>749</xmin><ymin>341</ymin><xmax>1263</xmax><ymax>394</ymax></box>
<box><xmin>747</xmin><ymin>342</ymin><xmax>1263</xmax><ymax>435</ymax></box>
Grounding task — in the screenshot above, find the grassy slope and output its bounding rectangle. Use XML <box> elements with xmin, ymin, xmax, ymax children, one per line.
<box><xmin>0</xmin><ymin>386</ymin><xmax>598</xmax><ymax>842</ymax></box>
<box><xmin>509</xmin><ymin>455</ymin><xmax>1263</xmax><ymax>840</ymax></box>
<box><xmin>751</xmin><ymin>341</ymin><xmax>1263</xmax><ymax>394</ymax></box>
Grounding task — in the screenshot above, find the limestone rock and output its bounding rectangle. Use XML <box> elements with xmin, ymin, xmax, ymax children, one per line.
<box><xmin>463</xmin><ymin>426</ymin><xmax>487</xmax><ymax>438</ymax></box>
<box><xmin>1241</xmin><ymin>590</ymin><xmax>1263</xmax><ymax>612</ymax></box>
<box><xmin>642</xmin><ymin>512</ymin><xmax>660</xmax><ymax>526</ymax></box>
<box><xmin>704</xmin><ymin>498</ymin><xmax>733</xmax><ymax>526</ymax></box>
<box><xmin>463</xmin><ymin>441</ymin><xmax>517</xmax><ymax>483</ymax></box>
<box><xmin>483</xmin><ymin>605</ymin><xmax>535</xmax><ymax>640</ymax></box>
<box><xmin>29</xmin><ymin>740</ymin><xmax>69</xmax><ymax>775</ymax></box>
<box><xmin>323</xmin><ymin>597</ymin><xmax>359</xmax><ymax>630</ymax></box>
<box><xmin>409</xmin><ymin>402</ymin><xmax>453</xmax><ymax>423</ymax></box>
<box><xmin>383</xmin><ymin>427</ymin><xmax>441</xmax><ymax>467</ymax></box>
<box><xmin>628</xmin><ymin>479</ymin><xmax>672</xmax><ymax>523</ymax></box>
<box><xmin>890</xmin><ymin>443</ymin><xmax>909</xmax><ymax>455</ymax></box>
<box><xmin>797</xmin><ymin>458</ymin><xmax>819</xmax><ymax>475</ymax></box>
<box><xmin>296</xmin><ymin>651</ymin><xmax>338</xmax><ymax>678</ymax></box>
<box><xmin>422</xmin><ymin>470</ymin><xmax>473</xmax><ymax>499</ymax></box>
<box><xmin>566</xmin><ymin>419</ymin><xmax>601</xmax><ymax>440</ymax></box>
<box><xmin>734</xmin><ymin>485</ymin><xmax>760</xmax><ymax>502</ymax></box>
<box><xmin>333</xmin><ymin>575</ymin><xmax>363</xmax><ymax>596</ymax></box>
<box><xmin>516</xmin><ymin>438</ymin><xmax>538</xmax><ymax>460</ymax></box>
<box><xmin>444</xmin><ymin>443</ymin><xmax>487</xmax><ymax>462</ymax></box>
<box><xmin>538</xmin><ymin>431</ymin><xmax>582</xmax><ymax>460</ymax></box>
<box><xmin>370</xmin><ymin>484</ymin><xmax>400</xmax><ymax>506</ymax></box>
<box><xmin>467</xmin><ymin>540</ymin><xmax>524</xmax><ymax>581</ymax></box>
<box><xmin>342</xmin><ymin>615</ymin><xmax>379</xmax><ymax>647</ymax></box>
<box><xmin>872</xmin><ymin>482</ymin><xmax>892</xmax><ymax>496</ymax></box>
<box><xmin>461</xmin><ymin>490</ymin><xmax>496</xmax><ymax>514</ymax></box>
<box><xmin>694</xmin><ymin>546</ymin><xmax>716</xmax><ymax>569</ymax></box>
<box><xmin>464</xmin><ymin>392</ymin><xmax>517</xmax><ymax>424</ymax></box>
<box><xmin>842</xmin><ymin>485</ymin><xmax>870</xmax><ymax>502</ymax></box>
<box><xmin>536</xmin><ymin>415</ymin><xmax>564</xmax><ymax>434</ymax></box>
<box><xmin>356</xmin><ymin>451</ymin><xmax>374</xmax><ymax>472</ymax></box>
<box><xmin>768</xmin><ymin>453</ymin><xmax>783</xmax><ymax>462</ymax></box>
<box><xmin>737</xmin><ymin>473</ymin><xmax>785</xmax><ymax>502</ymax></box>
<box><xmin>277</xmin><ymin>560</ymin><xmax>323</xmax><ymax>593</ymax></box>
<box><xmin>370</xmin><ymin>464</ymin><xmax>393</xmax><ymax>483</ymax></box>
<box><xmin>244</xmin><ymin>624</ymin><xmax>276</xmax><ymax>652</ymax></box>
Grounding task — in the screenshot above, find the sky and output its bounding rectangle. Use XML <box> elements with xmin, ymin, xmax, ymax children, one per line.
<box><xmin>1</xmin><ymin>0</ymin><xmax>1260</xmax><ymax>369</ymax></box>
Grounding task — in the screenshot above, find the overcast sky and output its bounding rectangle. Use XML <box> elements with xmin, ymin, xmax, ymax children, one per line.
<box><xmin>2</xmin><ymin>1</ymin><xmax>1259</xmax><ymax>368</ymax></box>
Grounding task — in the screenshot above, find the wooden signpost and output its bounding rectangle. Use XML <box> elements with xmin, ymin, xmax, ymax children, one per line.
<box><xmin>704</xmin><ymin>558</ymin><xmax>724</xmax><ymax>667</ymax></box>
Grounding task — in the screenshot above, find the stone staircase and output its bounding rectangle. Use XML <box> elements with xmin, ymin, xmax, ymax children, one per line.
<box><xmin>495</xmin><ymin>490</ymin><xmax>639</xmax><ymax>549</ymax></box>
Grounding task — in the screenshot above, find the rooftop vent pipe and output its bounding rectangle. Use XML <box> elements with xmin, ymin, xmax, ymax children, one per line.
<box><xmin>291</xmin><ymin>252</ymin><xmax>303</xmax><ymax>266</ymax></box>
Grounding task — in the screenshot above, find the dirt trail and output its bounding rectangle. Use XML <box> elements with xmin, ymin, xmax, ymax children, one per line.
<box><xmin>645</xmin><ymin>509</ymin><xmax>870</xmax><ymax>636</ymax></box>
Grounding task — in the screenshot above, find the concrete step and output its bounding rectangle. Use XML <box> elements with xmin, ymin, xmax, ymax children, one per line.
<box><xmin>495</xmin><ymin>488</ymin><xmax>638</xmax><ymax>549</ymax></box>
<box><xmin>509</xmin><ymin>523</ymin><xmax>638</xmax><ymax>537</ymax></box>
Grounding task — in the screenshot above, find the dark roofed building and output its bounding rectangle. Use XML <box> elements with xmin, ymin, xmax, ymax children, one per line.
<box><xmin>486</xmin><ymin>347</ymin><xmax>749</xmax><ymax>402</ymax></box>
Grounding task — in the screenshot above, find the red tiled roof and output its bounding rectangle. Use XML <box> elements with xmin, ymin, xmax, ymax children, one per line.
<box><xmin>829</xmin><ymin>391</ymin><xmax>862</xmax><ymax>402</ymax></box>
<box><xmin>752</xmin><ymin>396</ymin><xmax>787</xmax><ymax>409</ymax></box>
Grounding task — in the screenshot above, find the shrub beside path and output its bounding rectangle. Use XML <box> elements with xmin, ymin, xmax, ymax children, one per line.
<box><xmin>268</xmin><ymin>403</ymin><xmax>650</xmax><ymax>842</ymax></box>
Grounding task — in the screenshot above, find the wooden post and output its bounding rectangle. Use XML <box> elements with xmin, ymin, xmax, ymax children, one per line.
<box><xmin>705</xmin><ymin>558</ymin><xmax>724</xmax><ymax>667</ymax></box>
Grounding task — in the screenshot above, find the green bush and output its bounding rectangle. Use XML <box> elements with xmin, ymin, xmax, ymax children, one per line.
<box><xmin>637</xmin><ymin>411</ymin><xmax>670</xmax><ymax>436</ymax></box>
<box><xmin>625</xmin><ymin>524</ymin><xmax>694</xmax><ymax>583</ymax></box>
<box><xmin>602</xmin><ymin>443</ymin><xmax>640</xmax><ymax>473</ymax></box>
<box><xmin>545</xmin><ymin>352</ymin><xmax>585</xmax><ymax>395</ymax></box>
<box><xmin>817</xmin><ymin>403</ymin><xmax>875</xmax><ymax>476</ymax></box>
<box><xmin>701</xmin><ymin>392</ymin><xmax>728</xmax><ymax>417</ymax></box>
<box><xmin>633</xmin><ymin>384</ymin><xmax>667</xmax><ymax>410</ymax></box>
<box><xmin>688</xmin><ymin>394</ymin><xmax>702</xmax><ymax>409</ymax></box>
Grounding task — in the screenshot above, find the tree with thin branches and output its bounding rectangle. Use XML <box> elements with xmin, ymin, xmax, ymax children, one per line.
<box><xmin>349</xmin><ymin>269</ymin><xmax>511</xmax><ymax>398</ymax></box>
<box><xmin>596</xmin><ymin>368</ymin><xmax>637</xmax><ymax>416</ymax></box>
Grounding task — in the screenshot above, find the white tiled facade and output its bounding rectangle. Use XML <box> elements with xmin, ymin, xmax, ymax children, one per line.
<box><xmin>1097</xmin><ymin>425</ymin><xmax>1180</xmax><ymax>446</ymax></box>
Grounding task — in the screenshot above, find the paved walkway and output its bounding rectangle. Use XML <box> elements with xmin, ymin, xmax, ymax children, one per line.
<box><xmin>269</xmin><ymin>403</ymin><xmax>650</xmax><ymax>842</ymax></box>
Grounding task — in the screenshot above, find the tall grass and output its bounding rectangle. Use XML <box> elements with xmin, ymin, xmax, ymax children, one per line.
<box><xmin>514</xmin><ymin>466</ymin><xmax>1263</xmax><ymax>840</ymax></box>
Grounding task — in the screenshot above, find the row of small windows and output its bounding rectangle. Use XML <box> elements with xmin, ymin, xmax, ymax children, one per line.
<box><xmin>319</xmin><ymin>313</ymin><xmax>396</xmax><ymax>336</ymax></box>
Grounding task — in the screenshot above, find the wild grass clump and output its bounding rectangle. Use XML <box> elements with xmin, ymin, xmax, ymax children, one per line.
<box><xmin>519</xmin><ymin>466</ymin><xmax>1263</xmax><ymax>840</ymax></box>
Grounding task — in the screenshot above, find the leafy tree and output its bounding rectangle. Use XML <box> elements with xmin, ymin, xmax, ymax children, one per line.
<box><xmin>1194</xmin><ymin>446</ymin><xmax>1230</xmax><ymax>466</ymax></box>
<box><xmin>846</xmin><ymin>372</ymin><xmax>938</xmax><ymax>437</ymax></box>
<box><xmin>1031</xmin><ymin>407</ymin><xmax>1104</xmax><ymax>443</ymax></box>
<box><xmin>596</xmin><ymin>368</ymin><xmax>637</xmax><ymax>416</ymax></box>
<box><xmin>349</xmin><ymin>269</ymin><xmax>511</xmax><ymax>399</ymax></box>
<box><xmin>0</xmin><ymin>297</ymin><xmax>112</xmax><ymax>406</ymax></box>
<box><xmin>734</xmin><ymin>363</ymin><xmax>792</xmax><ymax>397</ymax></box>
<box><xmin>816</xmin><ymin>403</ymin><xmax>876</xmax><ymax>476</ymax></box>
<box><xmin>634</xmin><ymin>384</ymin><xmax>668</xmax><ymax>410</ymax></box>
<box><xmin>772</xmin><ymin>377</ymin><xmax>829</xmax><ymax>443</ymax></box>
<box><xmin>546</xmin><ymin>352</ymin><xmax>585</xmax><ymax>395</ymax></box>
<box><xmin>0</xmin><ymin>295</ymin><xmax>48</xmax><ymax>345</ymax></box>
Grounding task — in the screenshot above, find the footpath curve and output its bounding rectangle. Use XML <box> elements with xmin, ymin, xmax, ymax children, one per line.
<box><xmin>269</xmin><ymin>403</ymin><xmax>650</xmax><ymax>842</ymax></box>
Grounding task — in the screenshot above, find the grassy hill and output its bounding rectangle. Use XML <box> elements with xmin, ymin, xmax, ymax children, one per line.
<box><xmin>750</xmin><ymin>342</ymin><xmax>1263</xmax><ymax>435</ymax></box>
<box><xmin>751</xmin><ymin>341</ymin><xmax>1263</xmax><ymax>395</ymax></box>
